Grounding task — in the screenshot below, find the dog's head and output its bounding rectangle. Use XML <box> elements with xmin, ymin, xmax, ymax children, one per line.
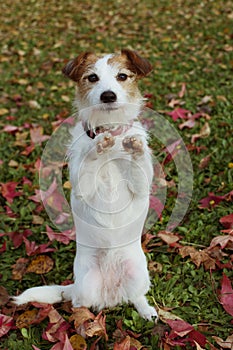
<box><xmin>62</xmin><ymin>50</ymin><xmax>152</xmax><ymax>126</ymax></box>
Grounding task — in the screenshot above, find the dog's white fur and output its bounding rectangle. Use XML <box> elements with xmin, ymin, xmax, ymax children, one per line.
<box><xmin>13</xmin><ymin>50</ymin><xmax>158</xmax><ymax>321</ymax></box>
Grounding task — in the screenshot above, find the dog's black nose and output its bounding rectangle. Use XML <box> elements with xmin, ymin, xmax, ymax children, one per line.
<box><xmin>100</xmin><ymin>91</ymin><xmax>117</xmax><ymax>103</ymax></box>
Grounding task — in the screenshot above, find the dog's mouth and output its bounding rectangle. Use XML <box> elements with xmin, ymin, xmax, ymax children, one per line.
<box><xmin>100</xmin><ymin>103</ymin><xmax>120</xmax><ymax>111</ymax></box>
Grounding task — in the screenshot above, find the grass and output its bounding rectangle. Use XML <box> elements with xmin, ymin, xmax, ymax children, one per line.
<box><xmin>0</xmin><ymin>0</ymin><xmax>233</xmax><ymax>349</ymax></box>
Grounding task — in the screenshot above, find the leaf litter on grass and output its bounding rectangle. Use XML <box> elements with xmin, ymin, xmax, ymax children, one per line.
<box><xmin>0</xmin><ymin>0</ymin><xmax>233</xmax><ymax>348</ymax></box>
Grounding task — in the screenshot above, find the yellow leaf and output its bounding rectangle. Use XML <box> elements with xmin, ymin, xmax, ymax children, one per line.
<box><xmin>16</xmin><ymin>309</ymin><xmax>38</xmax><ymax>328</ymax></box>
<box><xmin>0</xmin><ymin>108</ymin><xmax>9</xmax><ymax>116</ymax></box>
<box><xmin>26</xmin><ymin>255</ymin><xmax>54</xmax><ymax>274</ymax></box>
<box><xmin>69</xmin><ymin>334</ymin><xmax>87</xmax><ymax>350</ymax></box>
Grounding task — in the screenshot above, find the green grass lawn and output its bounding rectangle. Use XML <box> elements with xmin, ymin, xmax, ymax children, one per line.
<box><xmin>0</xmin><ymin>0</ymin><xmax>232</xmax><ymax>349</ymax></box>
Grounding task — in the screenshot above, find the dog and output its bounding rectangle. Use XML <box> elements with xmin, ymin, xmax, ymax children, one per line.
<box><xmin>13</xmin><ymin>49</ymin><xmax>158</xmax><ymax>321</ymax></box>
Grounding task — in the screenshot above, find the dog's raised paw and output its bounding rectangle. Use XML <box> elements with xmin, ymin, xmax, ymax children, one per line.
<box><xmin>122</xmin><ymin>136</ymin><xmax>144</xmax><ymax>155</ymax></box>
<box><xmin>96</xmin><ymin>135</ymin><xmax>115</xmax><ymax>154</ymax></box>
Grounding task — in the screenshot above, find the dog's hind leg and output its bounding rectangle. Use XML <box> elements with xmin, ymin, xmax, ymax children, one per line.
<box><xmin>12</xmin><ymin>284</ymin><xmax>74</xmax><ymax>306</ymax></box>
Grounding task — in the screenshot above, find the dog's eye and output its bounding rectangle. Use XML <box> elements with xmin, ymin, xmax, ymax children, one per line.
<box><xmin>87</xmin><ymin>74</ymin><xmax>99</xmax><ymax>83</ymax></box>
<box><xmin>117</xmin><ymin>73</ymin><xmax>128</xmax><ymax>81</ymax></box>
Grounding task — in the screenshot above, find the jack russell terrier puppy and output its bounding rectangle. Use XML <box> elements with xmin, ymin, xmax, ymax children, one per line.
<box><xmin>13</xmin><ymin>49</ymin><xmax>158</xmax><ymax>321</ymax></box>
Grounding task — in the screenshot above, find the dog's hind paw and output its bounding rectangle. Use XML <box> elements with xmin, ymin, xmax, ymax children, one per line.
<box><xmin>96</xmin><ymin>135</ymin><xmax>115</xmax><ymax>154</ymax></box>
<box><xmin>122</xmin><ymin>136</ymin><xmax>144</xmax><ymax>156</ymax></box>
<box><xmin>139</xmin><ymin>306</ymin><xmax>158</xmax><ymax>322</ymax></box>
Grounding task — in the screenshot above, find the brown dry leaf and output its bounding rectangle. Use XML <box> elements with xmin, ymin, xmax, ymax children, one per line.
<box><xmin>113</xmin><ymin>336</ymin><xmax>131</xmax><ymax>350</ymax></box>
<box><xmin>148</xmin><ymin>261</ymin><xmax>163</xmax><ymax>273</ymax></box>
<box><xmin>179</xmin><ymin>246</ymin><xmax>216</xmax><ymax>269</ymax></box>
<box><xmin>32</xmin><ymin>215</ymin><xmax>44</xmax><ymax>225</ymax></box>
<box><xmin>199</xmin><ymin>155</ymin><xmax>211</xmax><ymax>169</ymax></box>
<box><xmin>193</xmin><ymin>341</ymin><xmax>206</xmax><ymax>350</ymax></box>
<box><xmin>85</xmin><ymin>312</ymin><xmax>108</xmax><ymax>341</ymax></box>
<box><xmin>70</xmin><ymin>307</ymin><xmax>95</xmax><ymax>328</ymax></box>
<box><xmin>69</xmin><ymin>334</ymin><xmax>87</xmax><ymax>350</ymax></box>
<box><xmin>157</xmin><ymin>231</ymin><xmax>180</xmax><ymax>246</ymax></box>
<box><xmin>191</xmin><ymin>122</ymin><xmax>211</xmax><ymax>143</ymax></box>
<box><xmin>212</xmin><ymin>335</ymin><xmax>233</xmax><ymax>349</ymax></box>
<box><xmin>26</xmin><ymin>255</ymin><xmax>54</xmax><ymax>274</ymax></box>
<box><xmin>157</xmin><ymin>306</ymin><xmax>183</xmax><ymax>323</ymax></box>
<box><xmin>130</xmin><ymin>337</ymin><xmax>143</xmax><ymax>349</ymax></box>
<box><xmin>16</xmin><ymin>309</ymin><xmax>38</xmax><ymax>328</ymax></box>
<box><xmin>12</xmin><ymin>258</ymin><xmax>29</xmax><ymax>280</ymax></box>
<box><xmin>0</xmin><ymin>286</ymin><xmax>9</xmax><ymax>306</ymax></box>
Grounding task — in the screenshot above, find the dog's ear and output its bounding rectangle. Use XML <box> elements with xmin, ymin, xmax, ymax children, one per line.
<box><xmin>62</xmin><ymin>52</ymin><xmax>94</xmax><ymax>82</ymax></box>
<box><xmin>121</xmin><ymin>49</ymin><xmax>152</xmax><ymax>78</ymax></box>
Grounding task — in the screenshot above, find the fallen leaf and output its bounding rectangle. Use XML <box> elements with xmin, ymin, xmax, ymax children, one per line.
<box><xmin>198</xmin><ymin>155</ymin><xmax>211</xmax><ymax>169</ymax></box>
<box><xmin>199</xmin><ymin>192</ymin><xmax>226</xmax><ymax>209</ymax></box>
<box><xmin>70</xmin><ymin>307</ymin><xmax>95</xmax><ymax>329</ymax></box>
<box><xmin>220</xmin><ymin>213</ymin><xmax>233</xmax><ymax>229</ymax></box>
<box><xmin>178</xmin><ymin>83</ymin><xmax>186</xmax><ymax>98</ymax></box>
<box><xmin>166</xmin><ymin>108</ymin><xmax>191</xmax><ymax>121</ymax></box>
<box><xmin>179</xmin><ymin>246</ymin><xmax>216</xmax><ymax>269</ymax></box>
<box><xmin>85</xmin><ymin>312</ymin><xmax>108</xmax><ymax>341</ymax></box>
<box><xmin>220</xmin><ymin>274</ymin><xmax>233</xmax><ymax>316</ymax></box>
<box><xmin>16</xmin><ymin>309</ymin><xmax>39</xmax><ymax>328</ymax></box>
<box><xmin>191</xmin><ymin>122</ymin><xmax>210</xmax><ymax>143</ymax></box>
<box><xmin>23</xmin><ymin>237</ymin><xmax>56</xmax><ymax>256</ymax></box>
<box><xmin>209</xmin><ymin>235</ymin><xmax>233</xmax><ymax>250</ymax></box>
<box><xmin>69</xmin><ymin>334</ymin><xmax>87</xmax><ymax>350</ymax></box>
<box><xmin>30</xmin><ymin>126</ymin><xmax>50</xmax><ymax>145</ymax></box>
<box><xmin>0</xmin><ymin>314</ymin><xmax>14</xmax><ymax>338</ymax></box>
<box><xmin>157</xmin><ymin>231</ymin><xmax>181</xmax><ymax>247</ymax></box>
<box><xmin>212</xmin><ymin>334</ymin><xmax>233</xmax><ymax>349</ymax></box>
<box><xmin>46</xmin><ymin>225</ymin><xmax>75</xmax><ymax>245</ymax></box>
<box><xmin>12</xmin><ymin>258</ymin><xmax>29</xmax><ymax>280</ymax></box>
<box><xmin>8</xmin><ymin>229</ymin><xmax>32</xmax><ymax>249</ymax></box>
<box><xmin>26</xmin><ymin>255</ymin><xmax>54</xmax><ymax>274</ymax></box>
<box><xmin>0</xmin><ymin>286</ymin><xmax>9</xmax><ymax>306</ymax></box>
<box><xmin>113</xmin><ymin>336</ymin><xmax>131</xmax><ymax>350</ymax></box>
<box><xmin>43</xmin><ymin>307</ymin><xmax>70</xmax><ymax>343</ymax></box>
<box><xmin>149</xmin><ymin>195</ymin><xmax>164</xmax><ymax>217</ymax></box>
<box><xmin>0</xmin><ymin>181</ymin><xmax>22</xmax><ymax>203</ymax></box>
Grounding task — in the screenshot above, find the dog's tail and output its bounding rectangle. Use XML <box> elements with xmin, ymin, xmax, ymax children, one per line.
<box><xmin>12</xmin><ymin>284</ymin><xmax>74</xmax><ymax>306</ymax></box>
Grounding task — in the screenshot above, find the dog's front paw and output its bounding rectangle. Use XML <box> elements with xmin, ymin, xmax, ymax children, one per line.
<box><xmin>96</xmin><ymin>135</ymin><xmax>115</xmax><ymax>154</ymax></box>
<box><xmin>122</xmin><ymin>136</ymin><xmax>144</xmax><ymax>156</ymax></box>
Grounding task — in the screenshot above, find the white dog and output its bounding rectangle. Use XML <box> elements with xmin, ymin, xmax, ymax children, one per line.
<box><xmin>13</xmin><ymin>49</ymin><xmax>158</xmax><ymax>321</ymax></box>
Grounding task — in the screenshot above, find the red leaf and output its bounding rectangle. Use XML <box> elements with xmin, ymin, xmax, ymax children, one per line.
<box><xmin>40</xmin><ymin>178</ymin><xmax>66</xmax><ymax>212</ymax></box>
<box><xmin>220</xmin><ymin>274</ymin><xmax>233</xmax><ymax>316</ymax></box>
<box><xmin>3</xmin><ymin>125</ymin><xmax>19</xmax><ymax>133</ymax></box>
<box><xmin>23</xmin><ymin>237</ymin><xmax>56</xmax><ymax>256</ymax></box>
<box><xmin>166</xmin><ymin>108</ymin><xmax>191</xmax><ymax>121</ymax></box>
<box><xmin>0</xmin><ymin>182</ymin><xmax>22</xmax><ymax>203</ymax></box>
<box><xmin>166</xmin><ymin>319</ymin><xmax>193</xmax><ymax>337</ymax></box>
<box><xmin>46</xmin><ymin>225</ymin><xmax>75</xmax><ymax>245</ymax></box>
<box><xmin>220</xmin><ymin>213</ymin><xmax>233</xmax><ymax>229</ymax></box>
<box><xmin>8</xmin><ymin>229</ymin><xmax>32</xmax><ymax>248</ymax></box>
<box><xmin>30</xmin><ymin>126</ymin><xmax>50</xmax><ymax>145</ymax></box>
<box><xmin>199</xmin><ymin>191</ymin><xmax>233</xmax><ymax>209</ymax></box>
<box><xmin>42</xmin><ymin>307</ymin><xmax>70</xmax><ymax>343</ymax></box>
<box><xmin>163</xmin><ymin>139</ymin><xmax>182</xmax><ymax>165</ymax></box>
<box><xmin>199</xmin><ymin>192</ymin><xmax>226</xmax><ymax>209</ymax></box>
<box><xmin>0</xmin><ymin>241</ymin><xmax>6</xmax><ymax>253</ymax></box>
<box><xmin>0</xmin><ymin>314</ymin><xmax>14</xmax><ymax>337</ymax></box>
<box><xmin>149</xmin><ymin>195</ymin><xmax>164</xmax><ymax>217</ymax></box>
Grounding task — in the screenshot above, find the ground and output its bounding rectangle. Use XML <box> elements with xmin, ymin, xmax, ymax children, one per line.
<box><xmin>0</xmin><ymin>0</ymin><xmax>232</xmax><ymax>349</ymax></box>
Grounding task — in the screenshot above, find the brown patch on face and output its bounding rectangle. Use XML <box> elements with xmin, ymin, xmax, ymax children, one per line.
<box><xmin>121</xmin><ymin>49</ymin><xmax>152</xmax><ymax>77</ymax></box>
<box><xmin>62</xmin><ymin>52</ymin><xmax>98</xmax><ymax>82</ymax></box>
<box><xmin>107</xmin><ymin>53</ymin><xmax>142</xmax><ymax>102</ymax></box>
